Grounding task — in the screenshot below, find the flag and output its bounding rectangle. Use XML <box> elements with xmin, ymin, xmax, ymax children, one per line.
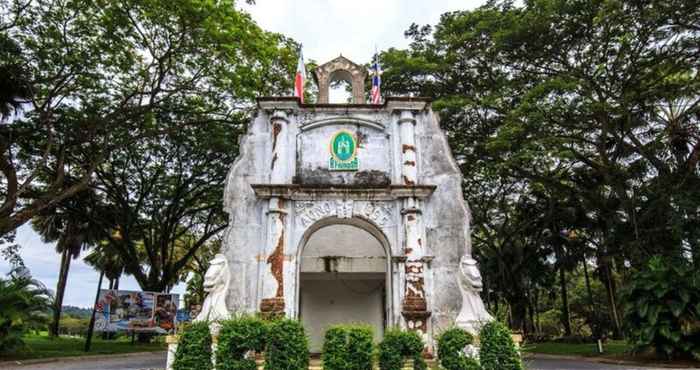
<box><xmin>294</xmin><ymin>47</ymin><xmax>306</xmax><ymax>103</ymax></box>
<box><xmin>370</xmin><ymin>52</ymin><xmax>382</xmax><ymax>104</ymax></box>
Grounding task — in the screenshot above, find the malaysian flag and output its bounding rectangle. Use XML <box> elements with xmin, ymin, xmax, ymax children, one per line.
<box><xmin>370</xmin><ymin>52</ymin><xmax>382</xmax><ymax>104</ymax></box>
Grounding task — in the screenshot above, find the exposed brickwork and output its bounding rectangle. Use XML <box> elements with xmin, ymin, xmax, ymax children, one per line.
<box><xmin>267</xmin><ymin>226</ymin><xmax>285</xmax><ymax>298</ymax></box>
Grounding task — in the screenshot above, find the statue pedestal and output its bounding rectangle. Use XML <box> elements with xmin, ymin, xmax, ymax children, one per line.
<box><xmin>165</xmin><ymin>335</ymin><xmax>179</xmax><ymax>370</ymax></box>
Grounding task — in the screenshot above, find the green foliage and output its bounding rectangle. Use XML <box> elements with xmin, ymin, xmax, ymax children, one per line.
<box><xmin>437</xmin><ymin>328</ymin><xmax>480</xmax><ymax>370</ymax></box>
<box><xmin>58</xmin><ymin>315</ymin><xmax>90</xmax><ymax>336</ymax></box>
<box><xmin>622</xmin><ymin>256</ymin><xmax>700</xmax><ymax>360</ymax></box>
<box><xmin>0</xmin><ymin>272</ymin><xmax>51</xmax><ymax>352</ymax></box>
<box><xmin>216</xmin><ymin>316</ymin><xmax>268</xmax><ymax>370</ymax></box>
<box><xmin>380</xmin><ymin>0</ymin><xmax>700</xmax><ymax>339</ymax></box>
<box><xmin>479</xmin><ymin>321</ymin><xmax>523</xmax><ymax>370</ymax></box>
<box><xmin>172</xmin><ymin>321</ymin><xmax>213</xmax><ymax>370</ymax></box>
<box><xmin>264</xmin><ymin>318</ymin><xmax>309</xmax><ymax>370</ymax></box>
<box><xmin>321</xmin><ymin>324</ymin><xmax>374</xmax><ymax>370</ymax></box>
<box><xmin>378</xmin><ymin>329</ymin><xmax>426</xmax><ymax>370</ymax></box>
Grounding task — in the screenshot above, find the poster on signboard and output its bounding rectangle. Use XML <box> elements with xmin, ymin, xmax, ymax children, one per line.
<box><xmin>154</xmin><ymin>294</ymin><xmax>178</xmax><ymax>331</ymax></box>
<box><xmin>94</xmin><ymin>289</ymin><xmax>179</xmax><ymax>333</ymax></box>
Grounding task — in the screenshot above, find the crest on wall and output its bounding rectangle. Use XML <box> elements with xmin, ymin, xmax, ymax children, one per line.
<box><xmin>328</xmin><ymin>130</ymin><xmax>359</xmax><ymax>171</ymax></box>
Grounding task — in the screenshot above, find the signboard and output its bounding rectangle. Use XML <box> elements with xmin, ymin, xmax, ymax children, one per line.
<box><xmin>329</xmin><ymin>130</ymin><xmax>359</xmax><ymax>171</ymax></box>
<box><xmin>94</xmin><ymin>289</ymin><xmax>179</xmax><ymax>333</ymax></box>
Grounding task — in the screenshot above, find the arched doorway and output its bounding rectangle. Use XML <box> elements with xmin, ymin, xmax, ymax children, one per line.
<box><xmin>297</xmin><ymin>218</ymin><xmax>390</xmax><ymax>352</ymax></box>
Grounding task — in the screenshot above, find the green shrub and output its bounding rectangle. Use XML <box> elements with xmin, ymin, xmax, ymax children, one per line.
<box><xmin>216</xmin><ymin>316</ymin><xmax>268</xmax><ymax>370</ymax></box>
<box><xmin>479</xmin><ymin>321</ymin><xmax>523</xmax><ymax>370</ymax></box>
<box><xmin>264</xmin><ymin>318</ymin><xmax>309</xmax><ymax>370</ymax></box>
<box><xmin>622</xmin><ymin>256</ymin><xmax>700</xmax><ymax>360</ymax></box>
<box><xmin>322</xmin><ymin>324</ymin><xmax>374</xmax><ymax>370</ymax></box>
<box><xmin>378</xmin><ymin>329</ymin><xmax>426</xmax><ymax>370</ymax></box>
<box><xmin>0</xmin><ymin>273</ymin><xmax>51</xmax><ymax>352</ymax></box>
<box><xmin>437</xmin><ymin>328</ymin><xmax>480</xmax><ymax>370</ymax></box>
<box><xmin>173</xmin><ymin>321</ymin><xmax>213</xmax><ymax>370</ymax></box>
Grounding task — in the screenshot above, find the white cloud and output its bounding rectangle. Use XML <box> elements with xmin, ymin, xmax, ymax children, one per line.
<box><xmin>239</xmin><ymin>0</ymin><xmax>483</xmax><ymax>64</ymax></box>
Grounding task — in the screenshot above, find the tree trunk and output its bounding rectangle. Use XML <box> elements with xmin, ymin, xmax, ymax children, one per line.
<box><xmin>559</xmin><ymin>266</ymin><xmax>572</xmax><ymax>336</ymax></box>
<box><xmin>85</xmin><ymin>270</ymin><xmax>104</xmax><ymax>352</ymax></box>
<box><xmin>534</xmin><ymin>289</ymin><xmax>541</xmax><ymax>334</ymax></box>
<box><xmin>527</xmin><ymin>290</ymin><xmax>535</xmax><ymax>336</ymax></box>
<box><xmin>113</xmin><ymin>277</ymin><xmax>120</xmax><ymax>290</ymax></box>
<box><xmin>50</xmin><ymin>248</ymin><xmax>71</xmax><ymax>338</ymax></box>
<box><xmin>508</xmin><ymin>298</ymin><xmax>527</xmax><ymax>334</ymax></box>
<box><xmin>601</xmin><ymin>259</ymin><xmax>623</xmax><ymax>338</ymax></box>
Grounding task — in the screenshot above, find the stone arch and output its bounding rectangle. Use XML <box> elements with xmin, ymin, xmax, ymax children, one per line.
<box><xmin>313</xmin><ymin>55</ymin><xmax>367</xmax><ymax>104</ymax></box>
<box><xmin>294</xmin><ymin>216</ymin><xmax>393</xmax><ymax>352</ymax></box>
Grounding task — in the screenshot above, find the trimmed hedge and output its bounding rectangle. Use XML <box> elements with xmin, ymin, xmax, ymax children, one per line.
<box><xmin>378</xmin><ymin>329</ymin><xmax>426</xmax><ymax>370</ymax></box>
<box><xmin>173</xmin><ymin>321</ymin><xmax>213</xmax><ymax>370</ymax></box>
<box><xmin>216</xmin><ymin>316</ymin><xmax>268</xmax><ymax>370</ymax></box>
<box><xmin>322</xmin><ymin>324</ymin><xmax>374</xmax><ymax>370</ymax></box>
<box><xmin>437</xmin><ymin>327</ymin><xmax>480</xmax><ymax>370</ymax></box>
<box><xmin>264</xmin><ymin>318</ymin><xmax>310</xmax><ymax>370</ymax></box>
<box><xmin>479</xmin><ymin>321</ymin><xmax>523</xmax><ymax>370</ymax></box>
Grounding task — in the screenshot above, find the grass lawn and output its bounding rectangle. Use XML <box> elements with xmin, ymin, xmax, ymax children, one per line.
<box><xmin>0</xmin><ymin>332</ymin><xmax>166</xmax><ymax>362</ymax></box>
<box><xmin>522</xmin><ymin>340</ymin><xmax>629</xmax><ymax>357</ymax></box>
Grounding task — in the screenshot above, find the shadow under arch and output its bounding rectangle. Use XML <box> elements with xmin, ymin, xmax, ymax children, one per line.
<box><xmin>293</xmin><ymin>216</ymin><xmax>394</xmax><ymax>351</ymax></box>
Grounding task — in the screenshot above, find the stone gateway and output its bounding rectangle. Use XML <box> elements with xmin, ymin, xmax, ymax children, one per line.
<box><xmin>197</xmin><ymin>56</ymin><xmax>491</xmax><ymax>353</ymax></box>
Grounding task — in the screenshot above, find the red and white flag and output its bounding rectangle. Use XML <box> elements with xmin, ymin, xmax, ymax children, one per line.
<box><xmin>294</xmin><ymin>48</ymin><xmax>306</xmax><ymax>103</ymax></box>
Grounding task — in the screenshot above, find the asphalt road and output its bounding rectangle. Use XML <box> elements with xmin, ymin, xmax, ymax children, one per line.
<box><xmin>2</xmin><ymin>353</ymin><xmax>697</xmax><ymax>370</ymax></box>
<box><xmin>0</xmin><ymin>352</ymin><xmax>167</xmax><ymax>370</ymax></box>
<box><xmin>526</xmin><ymin>358</ymin><xmax>698</xmax><ymax>370</ymax></box>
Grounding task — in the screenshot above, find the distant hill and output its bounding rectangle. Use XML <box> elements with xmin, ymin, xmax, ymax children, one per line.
<box><xmin>62</xmin><ymin>305</ymin><xmax>92</xmax><ymax>318</ymax></box>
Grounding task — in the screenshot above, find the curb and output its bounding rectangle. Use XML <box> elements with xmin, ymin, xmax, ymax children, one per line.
<box><xmin>0</xmin><ymin>350</ymin><xmax>166</xmax><ymax>367</ymax></box>
<box><xmin>524</xmin><ymin>353</ymin><xmax>700</xmax><ymax>369</ymax></box>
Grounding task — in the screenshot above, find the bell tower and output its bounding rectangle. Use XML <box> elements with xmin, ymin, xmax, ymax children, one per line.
<box><xmin>313</xmin><ymin>55</ymin><xmax>368</xmax><ymax>104</ymax></box>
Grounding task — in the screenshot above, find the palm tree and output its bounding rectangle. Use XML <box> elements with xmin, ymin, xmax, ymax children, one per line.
<box><xmin>32</xmin><ymin>191</ymin><xmax>102</xmax><ymax>338</ymax></box>
<box><xmin>84</xmin><ymin>240</ymin><xmax>125</xmax><ymax>291</ymax></box>
<box><xmin>0</xmin><ymin>269</ymin><xmax>52</xmax><ymax>351</ymax></box>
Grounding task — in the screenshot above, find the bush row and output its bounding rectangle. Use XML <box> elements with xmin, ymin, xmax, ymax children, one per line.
<box><xmin>173</xmin><ymin>316</ymin><xmax>309</xmax><ymax>370</ymax></box>
<box><xmin>437</xmin><ymin>322</ymin><xmax>523</xmax><ymax>370</ymax></box>
<box><xmin>174</xmin><ymin>318</ymin><xmax>523</xmax><ymax>370</ymax></box>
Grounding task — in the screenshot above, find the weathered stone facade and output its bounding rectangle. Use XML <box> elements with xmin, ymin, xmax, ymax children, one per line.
<box><xmin>209</xmin><ymin>56</ymin><xmax>490</xmax><ymax>353</ymax></box>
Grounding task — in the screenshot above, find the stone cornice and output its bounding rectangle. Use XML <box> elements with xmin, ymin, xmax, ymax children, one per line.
<box><xmin>256</xmin><ymin>96</ymin><xmax>430</xmax><ymax>112</ymax></box>
<box><xmin>251</xmin><ymin>184</ymin><xmax>436</xmax><ymax>201</ymax></box>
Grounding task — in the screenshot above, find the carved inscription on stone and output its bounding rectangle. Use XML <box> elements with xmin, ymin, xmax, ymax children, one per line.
<box><xmin>295</xmin><ymin>200</ymin><xmax>393</xmax><ymax>227</ymax></box>
<box><xmin>358</xmin><ymin>202</ymin><xmax>392</xmax><ymax>226</ymax></box>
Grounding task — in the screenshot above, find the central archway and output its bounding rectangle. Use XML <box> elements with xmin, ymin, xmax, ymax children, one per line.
<box><xmin>296</xmin><ymin>217</ymin><xmax>391</xmax><ymax>353</ymax></box>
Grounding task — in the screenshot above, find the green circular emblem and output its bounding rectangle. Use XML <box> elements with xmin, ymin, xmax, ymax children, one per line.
<box><xmin>330</xmin><ymin>131</ymin><xmax>357</xmax><ymax>163</ymax></box>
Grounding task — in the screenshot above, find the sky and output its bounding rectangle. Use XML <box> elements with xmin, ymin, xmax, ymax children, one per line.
<box><xmin>0</xmin><ymin>0</ymin><xmax>484</xmax><ymax>308</ymax></box>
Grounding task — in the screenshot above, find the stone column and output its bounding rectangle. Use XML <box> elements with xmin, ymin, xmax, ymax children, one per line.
<box><xmin>316</xmin><ymin>75</ymin><xmax>329</xmax><ymax>104</ymax></box>
<box><xmin>399</xmin><ymin>110</ymin><xmax>417</xmax><ymax>186</ymax></box>
<box><xmin>259</xmin><ymin>197</ymin><xmax>287</xmax><ymax>318</ymax></box>
<box><xmin>401</xmin><ymin>197</ymin><xmax>430</xmax><ymax>334</ymax></box>
<box><xmin>397</xmin><ymin>110</ymin><xmax>431</xmax><ymax>335</ymax></box>
<box><xmin>270</xmin><ymin>110</ymin><xmax>289</xmax><ymax>184</ymax></box>
<box><xmin>260</xmin><ymin>111</ymin><xmax>289</xmax><ymax>317</ymax></box>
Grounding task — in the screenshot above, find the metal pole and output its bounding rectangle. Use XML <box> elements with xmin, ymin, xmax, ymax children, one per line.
<box><xmin>84</xmin><ymin>270</ymin><xmax>104</xmax><ymax>352</ymax></box>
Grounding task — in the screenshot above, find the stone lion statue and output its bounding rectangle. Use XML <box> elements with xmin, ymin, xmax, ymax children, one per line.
<box><xmin>194</xmin><ymin>254</ymin><xmax>231</xmax><ymax>326</ymax></box>
<box><xmin>456</xmin><ymin>256</ymin><xmax>493</xmax><ymax>333</ymax></box>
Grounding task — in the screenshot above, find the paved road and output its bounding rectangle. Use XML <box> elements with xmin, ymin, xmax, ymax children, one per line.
<box><xmin>2</xmin><ymin>353</ymin><xmax>697</xmax><ymax>370</ymax></box>
<box><xmin>0</xmin><ymin>352</ymin><xmax>166</xmax><ymax>370</ymax></box>
<box><xmin>526</xmin><ymin>358</ymin><xmax>698</xmax><ymax>370</ymax></box>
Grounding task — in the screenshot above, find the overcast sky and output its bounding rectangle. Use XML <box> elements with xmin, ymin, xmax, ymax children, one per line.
<box><xmin>0</xmin><ymin>0</ymin><xmax>484</xmax><ymax>308</ymax></box>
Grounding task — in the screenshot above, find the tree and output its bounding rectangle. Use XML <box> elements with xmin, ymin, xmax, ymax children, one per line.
<box><xmin>32</xmin><ymin>188</ymin><xmax>102</xmax><ymax>337</ymax></box>
<box><xmin>0</xmin><ymin>0</ymin><xmax>297</xmax><ymax>238</ymax></box>
<box><xmin>0</xmin><ymin>268</ymin><xmax>52</xmax><ymax>352</ymax></box>
<box><xmin>379</xmin><ymin>0</ymin><xmax>699</xmax><ymax>338</ymax></box>
<box><xmin>89</xmin><ymin>118</ymin><xmax>240</xmax><ymax>292</ymax></box>
<box><xmin>184</xmin><ymin>237</ymin><xmax>221</xmax><ymax>309</ymax></box>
